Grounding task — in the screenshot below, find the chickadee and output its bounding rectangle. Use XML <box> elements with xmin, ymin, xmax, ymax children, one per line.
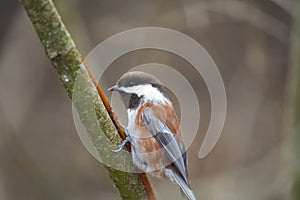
<box><xmin>109</xmin><ymin>71</ymin><xmax>196</xmax><ymax>200</ymax></box>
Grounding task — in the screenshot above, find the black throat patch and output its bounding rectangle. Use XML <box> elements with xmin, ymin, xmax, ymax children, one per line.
<box><xmin>128</xmin><ymin>93</ymin><xmax>143</xmax><ymax>110</ymax></box>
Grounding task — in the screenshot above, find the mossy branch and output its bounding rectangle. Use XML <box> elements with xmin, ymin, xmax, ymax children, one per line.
<box><xmin>288</xmin><ymin>2</ymin><xmax>300</xmax><ymax>200</ymax></box>
<box><xmin>19</xmin><ymin>0</ymin><xmax>155</xmax><ymax>199</ymax></box>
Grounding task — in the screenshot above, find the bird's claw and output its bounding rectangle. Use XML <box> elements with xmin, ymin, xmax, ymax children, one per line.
<box><xmin>112</xmin><ymin>127</ymin><xmax>131</xmax><ymax>153</ymax></box>
<box><xmin>112</xmin><ymin>136</ymin><xmax>130</xmax><ymax>152</ymax></box>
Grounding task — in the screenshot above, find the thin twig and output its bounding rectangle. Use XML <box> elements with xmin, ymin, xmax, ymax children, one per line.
<box><xmin>81</xmin><ymin>57</ymin><xmax>156</xmax><ymax>199</ymax></box>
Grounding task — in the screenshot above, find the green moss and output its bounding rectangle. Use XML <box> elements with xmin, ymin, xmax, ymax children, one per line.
<box><xmin>19</xmin><ymin>0</ymin><xmax>150</xmax><ymax>199</ymax></box>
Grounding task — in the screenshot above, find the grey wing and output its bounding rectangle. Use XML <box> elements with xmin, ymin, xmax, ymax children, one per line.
<box><xmin>181</xmin><ymin>141</ymin><xmax>188</xmax><ymax>178</ymax></box>
<box><xmin>141</xmin><ymin>107</ymin><xmax>188</xmax><ymax>183</ymax></box>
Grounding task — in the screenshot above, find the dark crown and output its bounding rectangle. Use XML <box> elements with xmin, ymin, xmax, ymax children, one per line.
<box><xmin>117</xmin><ymin>71</ymin><xmax>162</xmax><ymax>88</ymax></box>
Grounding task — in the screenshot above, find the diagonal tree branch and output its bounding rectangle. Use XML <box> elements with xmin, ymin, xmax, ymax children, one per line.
<box><xmin>19</xmin><ymin>0</ymin><xmax>155</xmax><ymax>199</ymax></box>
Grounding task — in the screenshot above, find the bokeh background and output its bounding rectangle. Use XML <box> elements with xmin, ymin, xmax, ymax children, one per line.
<box><xmin>0</xmin><ymin>0</ymin><xmax>296</xmax><ymax>199</ymax></box>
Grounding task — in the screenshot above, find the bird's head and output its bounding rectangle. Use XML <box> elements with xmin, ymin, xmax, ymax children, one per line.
<box><xmin>109</xmin><ymin>71</ymin><xmax>169</xmax><ymax>110</ymax></box>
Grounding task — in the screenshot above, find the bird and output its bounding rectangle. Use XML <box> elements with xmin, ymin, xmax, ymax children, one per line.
<box><xmin>109</xmin><ymin>71</ymin><xmax>196</xmax><ymax>200</ymax></box>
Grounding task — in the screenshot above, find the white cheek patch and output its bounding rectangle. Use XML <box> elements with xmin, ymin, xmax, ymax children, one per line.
<box><xmin>119</xmin><ymin>84</ymin><xmax>169</xmax><ymax>104</ymax></box>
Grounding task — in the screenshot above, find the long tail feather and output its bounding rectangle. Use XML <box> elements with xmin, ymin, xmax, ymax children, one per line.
<box><xmin>166</xmin><ymin>169</ymin><xmax>197</xmax><ymax>200</ymax></box>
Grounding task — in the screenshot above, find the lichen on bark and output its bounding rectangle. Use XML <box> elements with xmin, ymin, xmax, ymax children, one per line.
<box><xmin>19</xmin><ymin>0</ymin><xmax>153</xmax><ymax>199</ymax></box>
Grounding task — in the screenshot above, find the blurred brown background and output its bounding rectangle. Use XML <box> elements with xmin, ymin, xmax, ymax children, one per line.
<box><xmin>0</xmin><ymin>0</ymin><xmax>295</xmax><ymax>199</ymax></box>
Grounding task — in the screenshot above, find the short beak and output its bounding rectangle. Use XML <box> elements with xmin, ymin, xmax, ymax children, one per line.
<box><xmin>108</xmin><ymin>85</ymin><xmax>121</xmax><ymax>91</ymax></box>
